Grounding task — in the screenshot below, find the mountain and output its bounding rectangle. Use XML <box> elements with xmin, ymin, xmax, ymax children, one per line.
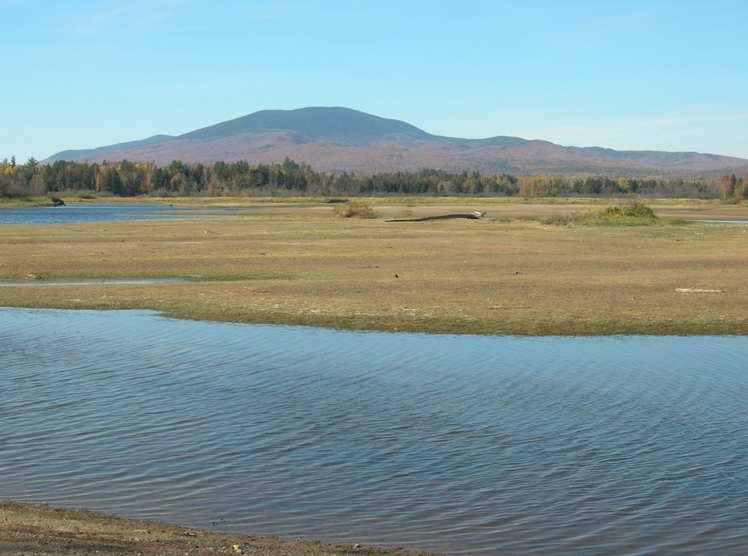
<box><xmin>48</xmin><ymin>135</ymin><xmax>174</xmax><ymax>162</ymax></box>
<box><xmin>43</xmin><ymin>107</ymin><xmax>748</xmax><ymax>178</ymax></box>
<box><xmin>179</xmin><ymin>107</ymin><xmax>437</xmax><ymax>145</ymax></box>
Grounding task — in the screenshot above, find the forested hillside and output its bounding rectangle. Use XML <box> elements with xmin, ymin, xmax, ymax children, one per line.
<box><xmin>2</xmin><ymin>156</ymin><xmax>746</xmax><ymax>200</ymax></box>
<box><xmin>42</xmin><ymin>108</ymin><xmax>748</xmax><ymax>178</ymax></box>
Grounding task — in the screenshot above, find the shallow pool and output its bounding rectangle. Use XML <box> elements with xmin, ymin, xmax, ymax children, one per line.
<box><xmin>0</xmin><ymin>203</ymin><xmax>243</xmax><ymax>225</ymax></box>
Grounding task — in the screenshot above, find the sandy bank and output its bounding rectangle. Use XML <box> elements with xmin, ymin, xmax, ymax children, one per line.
<box><xmin>0</xmin><ymin>502</ymin><xmax>437</xmax><ymax>556</ymax></box>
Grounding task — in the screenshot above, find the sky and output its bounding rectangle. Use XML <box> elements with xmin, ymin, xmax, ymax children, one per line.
<box><xmin>2</xmin><ymin>0</ymin><xmax>747</xmax><ymax>162</ymax></box>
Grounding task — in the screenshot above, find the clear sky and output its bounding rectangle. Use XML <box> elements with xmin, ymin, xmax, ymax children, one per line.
<box><xmin>2</xmin><ymin>0</ymin><xmax>747</xmax><ymax>162</ymax></box>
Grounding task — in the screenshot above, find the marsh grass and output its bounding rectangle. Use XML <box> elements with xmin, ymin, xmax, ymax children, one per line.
<box><xmin>0</xmin><ymin>194</ymin><xmax>57</xmax><ymax>206</ymax></box>
<box><xmin>1</xmin><ymin>187</ymin><xmax>32</xmax><ymax>200</ymax></box>
<box><xmin>542</xmin><ymin>212</ymin><xmax>584</xmax><ymax>226</ymax></box>
<box><xmin>1</xmin><ymin>201</ymin><xmax>748</xmax><ymax>335</ymax></box>
<box><xmin>541</xmin><ymin>201</ymin><xmax>684</xmax><ymax>226</ymax></box>
<box><xmin>723</xmin><ymin>197</ymin><xmax>743</xmax><ymax>205</ymax></box>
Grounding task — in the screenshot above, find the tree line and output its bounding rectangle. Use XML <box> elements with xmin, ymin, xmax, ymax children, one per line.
<box><xmin>2</xmin><ymin>156</ymin><xmax>746</xmax><ymax>200</ymax></box>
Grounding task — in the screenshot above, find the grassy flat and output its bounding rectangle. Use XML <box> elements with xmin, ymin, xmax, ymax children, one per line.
<box><xmin>1</xmin><ymin>199</ymin><xmax>748</xmax><ymax>335</ymax></box>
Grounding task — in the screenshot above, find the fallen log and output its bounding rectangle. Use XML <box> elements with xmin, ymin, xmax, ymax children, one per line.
<box><xmin>387</xmin><ymin>211</ymin><xmax>486</xmax><ymax>222</ymax></box>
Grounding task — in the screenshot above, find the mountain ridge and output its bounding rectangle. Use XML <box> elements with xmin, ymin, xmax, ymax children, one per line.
<box><xmin>43</xmin><ymin>107</ymin><xmax>748</xmax><ymax>178</ymax></box>
<box><xmin>49</xmin><ymin>135</ymin><xmax>174</xmax><ymax>162</ymax></box>
<box><xmin>179</xmin><ymin>107</ymin><xmax>440</xmax><ymax>145</ymax></box>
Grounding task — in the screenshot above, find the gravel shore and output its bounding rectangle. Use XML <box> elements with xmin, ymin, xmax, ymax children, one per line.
<box><xmin>0</xmin><ymin>502</ymin><xmax>437</xmax><ymax>556</ymax></box>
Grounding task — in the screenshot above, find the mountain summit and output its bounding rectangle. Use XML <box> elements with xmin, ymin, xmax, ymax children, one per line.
<box><xmin>44</xmin><ymin>107</ymin><xmax>748</xmax><ymax>177</ymax></box>
<box><xmin>179</xmin><ymin>107</ymin><xmax>438</xmax><ymax>146</ymax></box>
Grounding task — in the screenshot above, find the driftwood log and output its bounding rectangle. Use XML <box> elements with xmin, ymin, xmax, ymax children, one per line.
<box><xmin>386</xmin><ymin>211</ymin><xmax>486</xmax><ymax>222</ymax></box>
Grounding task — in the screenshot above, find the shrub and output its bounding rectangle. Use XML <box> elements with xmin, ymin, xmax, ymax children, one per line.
<box><xmin>0</xmin><ymin>185</ymin><xmax>31</xmax><ymax>200</ymax></box>
<box><xmin>543</xmin><ymin>201</ymin><xmax>657</xmax><ymax>226</ymax></box>
<box><xmin>333</xmin><ymin>202</ymin><xmax>378</xmax><ymax>219</ymax></box>
<box><xmin>601</xmin><ymin>206</ymin><xmax>625</xmax><ymax>219</ymax></box>
<box><xmin>625</xmin><ymin>201</ymin><xmax>656</xmax><ymax>218</ymax></box>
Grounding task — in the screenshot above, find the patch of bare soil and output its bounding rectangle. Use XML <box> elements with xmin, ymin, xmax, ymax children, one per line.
<box><xmin>0</xmin><ymin>502</ymin><xmax>437</xmax><ymax>556</ymax></box>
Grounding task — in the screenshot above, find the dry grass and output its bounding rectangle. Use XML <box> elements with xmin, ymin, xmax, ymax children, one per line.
<box><xmin>2</xmin><ymin>199</ymin><xmax>748</xmax><ymax>335</ymax></box>
<box><xmin>332</xmin><ymin>202</ymin><xmax>378</xmax><ymax>218</ymax></box>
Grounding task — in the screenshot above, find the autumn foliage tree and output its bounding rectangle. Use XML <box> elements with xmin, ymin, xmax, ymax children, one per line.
<box><xmin>719</xmin><ymin>174</ymin><xmax>737</xmax><ymax>199</ymax></box>
<box><xmin>0</xmin><ymin>156</ymin><xmax>739</xmax><ymax>200</ymax></box>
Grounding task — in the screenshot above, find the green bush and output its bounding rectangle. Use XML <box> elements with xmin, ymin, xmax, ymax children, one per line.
<box><xmin>544</xmin><ymin>201</ymin><xmax>658</xmax><ymax>226</ymax></box>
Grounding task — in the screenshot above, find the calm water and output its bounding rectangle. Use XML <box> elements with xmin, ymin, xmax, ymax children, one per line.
<box><xmin>0</xmin><ymin>278</ymin><xmax>197</xmax><ymax>287</ymax></box>
<box><xmin>1</xmin><ymin>308</ymin><xmax>746</xmax><ymax>555</ymax></box>
<box><xmin>0</xmin><ymin>203</ymin><xmax>242</xmax><ymax>224</ymax></box>
<box><xmin>696</xmin><ymin>220</ymin><xmax>748</xmax><ymax>225</ymax></box>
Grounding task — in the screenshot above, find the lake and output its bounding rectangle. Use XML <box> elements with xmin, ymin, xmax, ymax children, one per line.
<box><xmin>1</xmin><ymin>308</ymin><xmax>746</xmax><ymax>555</ymax></box>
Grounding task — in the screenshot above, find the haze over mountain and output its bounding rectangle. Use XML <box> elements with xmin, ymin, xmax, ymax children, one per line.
<box><xmin>44</xmin><ymin>108</ymin><xmax>748</xmax><ymax>178</ymax></box>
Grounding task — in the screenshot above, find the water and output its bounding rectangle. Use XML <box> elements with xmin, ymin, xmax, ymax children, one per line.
<box><xmin>696</xmin><ymin>220</ymin><xmax>748</xmax><ymax>225</ymax></box>
<box><xmin>0</xmin><ymin>278</ymin><xmax>198</xmax><ymax>287</ymax></box>
<box><xmin>1</xmin><ymin>308</ymin><xmax>746</xmax><ymax>555</ymax></box>
<box><xmin>0</xmin><ymin>203</ymin><xmax>243</xmax><ymax>225</ymax></box>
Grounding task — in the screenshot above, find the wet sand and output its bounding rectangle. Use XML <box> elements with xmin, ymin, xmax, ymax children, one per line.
<box><xmin>0</xmin><ymin>502</ymin><xmax>436</xmax><ymax>556</ymax></box>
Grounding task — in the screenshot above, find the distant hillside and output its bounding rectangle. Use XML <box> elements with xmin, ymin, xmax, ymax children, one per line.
<box><xmin>48</xmin><ymin>135</ymin><xmax>174</xmax><ymax>162</ymax></box>
<box><xmin>43</xmin><ymin>107</ymin><xmax>748</xmax><ymax>178</ymax></box>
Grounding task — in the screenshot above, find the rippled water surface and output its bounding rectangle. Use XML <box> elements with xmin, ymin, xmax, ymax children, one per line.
<box><xmin>1</xmin><ymin>308</ymin><xmax>746</xmax><ymax>555</ymax></box>
<box><xmin>0</xmin><ymin>203</ymin><xmax>243</xmax><ymax>224</ymax></box>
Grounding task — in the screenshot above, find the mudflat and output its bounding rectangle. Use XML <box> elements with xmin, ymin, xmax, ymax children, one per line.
<box><xmin>1</xmin><ymin>198</ymin><xmax>748</xmax><ymax>335</ymax></box>
<box><xmin>0</xmin><ymin>502</ymin><xmax>432</xmax><ymax>555</ymax></box>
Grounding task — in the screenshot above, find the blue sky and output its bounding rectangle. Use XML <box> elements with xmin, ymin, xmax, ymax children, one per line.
<box><xmin>2</xmin><ymin>0</ymin><xmax>747</xmax><ymax>162</ymax></box>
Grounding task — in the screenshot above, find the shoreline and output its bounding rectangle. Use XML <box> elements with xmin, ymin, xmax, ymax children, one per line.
<box><xmin>0</xmin><ymin>501</ymin><xmax>437</xmax><ymax>556</ymax></box>
<box><xmin>1</xmin><ymin>304</ymin><xmax>747</xmax><ymax>337</ymax></box>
